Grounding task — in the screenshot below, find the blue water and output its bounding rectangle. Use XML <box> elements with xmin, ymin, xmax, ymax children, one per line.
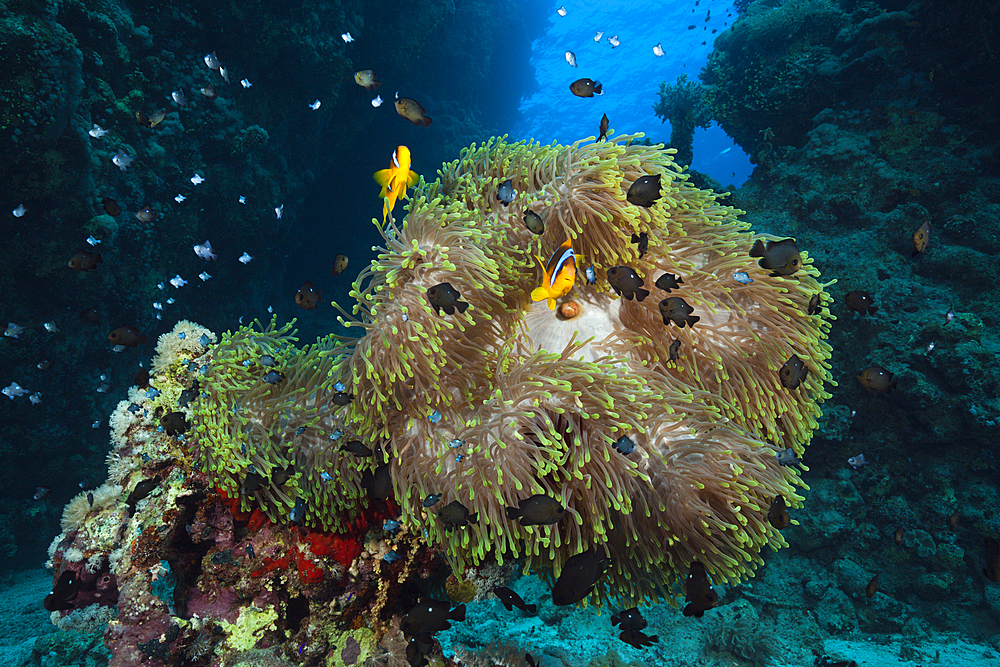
<box><xmin>516</xmin><ymin>0</ymin><xmax>752</xmax><ymax>187</ymax></box>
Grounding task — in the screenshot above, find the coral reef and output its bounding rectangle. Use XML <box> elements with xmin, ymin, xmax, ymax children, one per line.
<box><xmin>41</xmin><ymin>320</ymin><xmax>455</xmax><ymax>666</ymax></box>
<box><xmin>653</xmin><ymin>74</ymin><xmax>715</xmax><ymax>167</ymax></box>
<box><xmin>697</xmin><ymin>0</ymin><xmax>1000</xmax><ymax>648</ymax></box>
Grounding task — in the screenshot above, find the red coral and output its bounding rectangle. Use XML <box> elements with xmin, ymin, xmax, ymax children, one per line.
<box><xmin>295</xmin><ymin>552</ymin><xmax>324</xmax><ymax>584</ymax></box>
<box><xmin>251</xmin><ymin>555</ymin><xmax>291</xmax><ymax>578</ymax></box>
<box><xmin>247</xmin><ymin>508</ymin><xmax>267</xmax><ymax>531</ymax></box>
<box><xmin>217</xmin><ymin>488</ymin><xmax>252</xmax><ymax>522</ymax></box>
<box><xmin>304</xmin><ymin>531</ymin><xmax>362</xmax><ymax>570</ymax></box>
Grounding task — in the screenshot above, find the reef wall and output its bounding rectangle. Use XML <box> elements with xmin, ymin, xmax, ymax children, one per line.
<box><xmin>0</xmin><ymin>0</ymin><xmax>535</xmax><ymax>570</ymax></box>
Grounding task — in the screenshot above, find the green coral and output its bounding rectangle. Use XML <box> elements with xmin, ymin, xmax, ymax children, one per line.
<box><xmin>653</xmin><ymin>73</ymin><xmax>714</xmax><ymax>167</ymax></box>
<box><xmin>219</xmin><ymin>606</ymin><xmax>279</xmax><ymax>653</ymax></box>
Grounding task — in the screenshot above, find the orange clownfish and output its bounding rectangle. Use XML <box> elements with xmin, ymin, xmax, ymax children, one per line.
<box><xmin>373</xmin><ymin>145</ymin><xmax>419</xmax><ymax>226</ymax></box>
<box><xmin>531</xmin><ymin>239</ymin><xmax>576</xmax><ymax>310</ymax></box>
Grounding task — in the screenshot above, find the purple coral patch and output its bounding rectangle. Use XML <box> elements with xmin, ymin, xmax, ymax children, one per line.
<box><xmin>341</xmin><ymin>636</ymin><xmax>361</xmax><ymax>665</ymax></box>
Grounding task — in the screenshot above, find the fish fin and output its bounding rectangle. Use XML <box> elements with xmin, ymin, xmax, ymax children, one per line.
<box><xmin>546</xmin><ymin>296</ymin><xmax>557</xmax><ymax>310</ymax></box>
<box><xmin>407</xmin><ymin>170</ymin><xmax>419</xmax><ymax>187</ymax></box>
<box><xmin>421</xmin><ymin>117</ymin><xmax>432</xmax><ymax>127</ymax></box>
<box><xmin>373</xmin><ymin>168</ymin><xmax>393</xmax><ymax>188</ymax></box>
<box><xmin>636</xmin><ymin>288</ymin><xmax>650</xmax><ymax>302</ymax></box>
<box><xmin>749</xmin><ymin>239</ymin><xmax>766</xmax><ymax>258</ymax></box>
<box><xmin>457</xmin><ymin>301</ymin><xmax>469</xmax><ymax>314</ymax></box>
<box><xmin>526</xmin><ymin>603</ymin><xmax>537</xmax><ymax>614</ymax></box>
<box><xmin>530</xmin><ymin>286</ymin><xmax>549</xmax><ymax>303</ymax></box>
<box><xmin>372</xmin><ymin>81</ymin><xmax>381</xmax><ymax>91</ymax></box>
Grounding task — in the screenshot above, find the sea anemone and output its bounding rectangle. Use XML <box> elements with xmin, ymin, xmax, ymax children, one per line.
<box><xmin>324</xmin><ymin>134</ymin><xmax>833</xmax><ymax>605</ymax></box>
<box><xmin>190</xmin><ymin>321</ymin><xmax>375</xmax><ymax>531</ymax></box>
<box><xmin>60</xmin><ymin>483</ymin><xmax>123</xmax><ymax>533</ymax></box>
<box><xmin>192</xmin><ymin>134</ymin><xmax>833</xmax><ymax>607</ymax></box>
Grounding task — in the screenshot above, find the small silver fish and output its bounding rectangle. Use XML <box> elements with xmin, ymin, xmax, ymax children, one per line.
<box><xmin>733</xmin><ymin>271</ymin><xmax>753</xmax><ymax>284</ymax></box>
<box><xmin>607</xmin><ymin>35</ymin><xmax>620</xmax><ymax>48</ymax></box>
<box><xmin>4</xmin><ymin>323</ymin><xmax>26</xmax><ymax>338</ymax></box>
<box><xmin>848</xmin><ymin>454</ymin><xmax>869</xmax><ymax>469</ymax></box>
<box><xmin>565</xmin><ymin>51</ymin><xmax>577</xmax><ymax>67</ymax></box>
<box><xmin>88</xmin><ymin>124</ymin><xmax>109</xmax><ymax>138</ymax></box>
<box><xmin>204</xmin><ymin>51</ymin><xmax>221</xmax><ymax>70</ymax></box>
<box><xmin>372</xmin><ymin>95</ymin><xmax>383</xmax><ymax>107</ymax></box>
<box><xmin>653</xmin><ymin>43</ymin><xmax>665</xmax><ymax>57</ymax></box>
<box><xmin>241</xmin><ymin>78</ymin><xmax>252</xmax><ymax>88</ymax></box>
<box><xmin>239</xmin><ymin>252</ymin><xmax>253</xmax><ymax>264</ymax></box>
<box><xmin>594</xmin><ymin>31</ymin><xmax>603</xmax><ymax>42</ymax></box>
<box><xmin>171</xmin><ymin>90</ymin><xmax>187</xmax><ymax>108</ymax></box>
<box><xmin>112</xmin><ymin>150</ymin><xmax>134</xmax><ymax>172</ymax></box>
<box><xmin>12</xmin><ymin>204</ymin><xmax>27</xmax><ymax>217</ymax></box>
<box><xmin>2</xmin><ymin>382</ymin><xmax>28</xmax><ymax>399</ymax></box>
<box><xmin>341</xmin><ymin>32</ymin><xmax>354</xmax><ymax>43</ymax></box>
<box><xmin>557</xmin><ymin>6</ymin><xmax>567</xmax><ymax>16</ymax></box>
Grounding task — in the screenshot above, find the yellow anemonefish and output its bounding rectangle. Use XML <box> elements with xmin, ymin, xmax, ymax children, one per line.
<box><xmin>531</xmin><ymin>239</ymin><xmax>576</xmax><ymax>310</ymax></box>
<box><xmin>373</xmin><ymin>146</ymin><xmax>419</xmax><ymax>226</ymax></box>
